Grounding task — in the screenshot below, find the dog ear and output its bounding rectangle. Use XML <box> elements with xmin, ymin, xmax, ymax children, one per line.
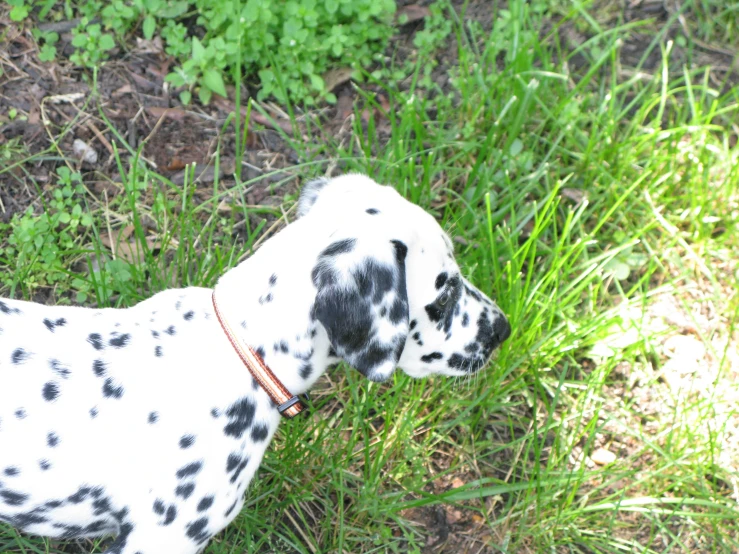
<box><xmin>298</xmin><ymin>177</ymin><xmax>330</xmax><ymax>218</ymax></box>
<box><xmin>312</xmin><ymin>238</ymin><xmax>409</xmax><ymax>382</ymax></box>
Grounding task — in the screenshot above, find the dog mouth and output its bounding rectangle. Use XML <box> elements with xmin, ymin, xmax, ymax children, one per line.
<box><xmin>447</xmin><ymin>352</ymin><xmax>492</xmax><ymax>374</ymax></box>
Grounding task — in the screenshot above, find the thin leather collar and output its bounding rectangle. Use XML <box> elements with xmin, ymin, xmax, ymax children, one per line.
<box><xmin>211</xmin><ymin>290</ymin><xmax>305</xmax><ymax>418</ymax></box>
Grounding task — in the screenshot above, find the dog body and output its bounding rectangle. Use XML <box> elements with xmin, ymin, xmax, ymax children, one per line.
<box><xmin>0</xmin><ymin>175</ymin><xmax>510</xmax><ymax>553</ymax></box>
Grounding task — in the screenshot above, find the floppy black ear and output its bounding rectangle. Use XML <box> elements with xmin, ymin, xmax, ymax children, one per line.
<box><xmin>298</xmin><ymin>177</ymin><xmax>330</xmax><ymax>218</ymax></box>
<box><xmin>312</xmin><ymin>238</ymin><xmax>409</xmax><ymax>382</ymax></box>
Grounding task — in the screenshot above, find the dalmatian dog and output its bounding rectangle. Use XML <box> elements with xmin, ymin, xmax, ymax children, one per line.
<box><xmin>0</xmin><ymin>174</ymin><xmax>510</xmax><ymax>553</ymax></box>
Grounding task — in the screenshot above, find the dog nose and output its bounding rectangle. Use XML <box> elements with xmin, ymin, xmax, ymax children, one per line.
<box><xmin>493</xmin><ymin>316</ymin><xmax>511</xmax><ymax>344</ymax></box>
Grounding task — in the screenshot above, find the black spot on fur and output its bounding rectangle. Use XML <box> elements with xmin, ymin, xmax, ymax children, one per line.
<box><xmin>462</xmin><ymin>313</ymin><xmax>469</xmax><ymax>327</ymax></box>
<box><xmin>366</xmin><ymin>208</ymin><xmax>379</xmax><ymax>214</ymax></box>
<box><xmin>355</xmin><ymin>261</ymin><xmax>394</xmax><ymax>304</ymax></box>
<box><xmin>151</xmin><ymin>330</ymin><xmax>159</xmax><ymax>338</ymax></box>
<box><xmin>186</xmin><ymin>516</ymin><xmax>209</xmax><ymax>542</ymax></box>
<box><xmin>49</xmin><ymin>359</ymin><xmax>71</xmax><ymax>378</ymax></box>
<box><xmin>409</xmin><ymin>319</ymin><xmax>417</xmax><ymax>330</ymax></box>
<box><xmin>175</xmin><ymin>483</ymin><xmax>195</xmax><ymax>499</ymax></box>
<box><xmin>39</xmin><ymin>460</ymin><xmax>51</xmax><ymax>471</ymax></box>
<box><xmin>229</xmin><ymin>458</ymin><xmax>248</xmax><ymax>484</ymax></box>
<box><xmin>47</xmin><ymin>432</ymin><xmax>59</xmax><ymax>447</ymax></box>
<box><xmin>421</xmin><ymin>352</ymin><xmax>443</xmax><ymax>363</ymax></box>
<box><xmin>4</xmin><ymin>466</ymin><xmax>19</xmax><ymax>476</ymax></box>
<box><xmin>464</xmin><ymin>284</ymin><xmax>482</xmax><ymax>302</ymax></box>
<box><xmin>87</xmin><ymin>333</ymin><xmax>104</xmax><ymax>350</ymax></box>
<box><xmin>93</xmin><ymin>359</ymin><xmax>107</xmax><ymax>376</ymax></box>
<box><xmin>42</xmin><ymin>382</ymin><xmax>59</xmax><ymax>402</ymax></box>
<box><xmin>102</xmin><ymin>378</ymin><xmax>124</xmax><ymax>399</ymax></box>
<box><xmin>197</xmin><ymin>496</ymin><xmax>214</xmax><ymax>512</ymax></box>
<box><xmin>389</xmin><ymin>298</ymin><xmax>407</xmax><ymax>324</ymax></box>
<box><xmin>0</xmin><ymin>490</ymin><xmax>28</xmax><ymax>506</ymax></box>
<box><xmin>321</xmin><ymin>238</ymin><xmax>356</xmax><ymax>257</ymax></box>
<box><xmin>164</xmin><ymin>505</ymin><xmax>177</xmax><ymax>525</ymax></box>
<box><xmin>465</xmin><ymin>342</ymin><xmax>480</xmax><ymax>353</ymax></box>
<box><xmin>68</xmin><ymin>487</ymin><xmax>91</xmax><ymax>503</ymax></box>
<box><xmin>92</xmin><ymin>497</ymin><xmax>111</xmax><ymax>515</ymax></box>
<box><xmin>435</xmin><ymin>272</ymin><xmax>448</xmax><ymax>290</ymax></box>
<box><xmin>176</xmin><ymin>462</ymin><xmax>203</xmax><ymax>479</ymax></box>
<box><xmin>0</xmin><ymin>301</ymin><xmax>19</xmax><ymax>315</ymax></box>
<box><xmin>153</xmin><ymin>500</ymin><xmax>166</xmax><ymax>515</ymax></box>
<box><xmin>184</xmin><ymin>311</ymin><xmax>194</xmax><ymax>321</ymax></box>
<box><xmin>179</xmin><ymin>435</ymin><xmax>195</xmax><ymax>449</ymax></box>
<box><xmin>250</xmin><ymin>424</ymin><xmax>269</xmax><ymax>442</ymax></box>
<box><xmin>269</xmin><ymin>273</ymin><xmax>277</xmax><ymax>286</ymax></box>
<box><xmin>226</xmin><ymin>454</ymin><xmax>241</xmax><ymax>472</ymax></box>
<box><xmin>43</xmin><ymin>318</ymin><xmax>67</xmax><ymax>332</ymax></box>
<box><xmin>85</xmin><ymin>519</ymin><xmax>111</xmax><ymax>535</ymax></box>
<box><xmin>11</xmin><ymin>348</ymin><xmax>28</xmax><ymax>364</ymax></box>
<box><xmin>155</xmin><ymin>345</ymin><xmax>163</xmax><ymax>357</ymax></box>
<box><xmin>148</xmin><ymin>411</ymin><xmax>159</xmax><ymax>424</ymax></box>
<box><xmin>165</xmin><ymin>325</ymin><xmax>176</xmax><ymax>335</ymax></box>
<box><xmin>12</xmin><ymin>511</ymin><xmax>48</xmax><ymax>528</ymax></box>
<box><xmin>109</xmin><ymin>334</ymin><xmax>131</xmax><ymax>348</ymax></box>
<box><xmin>15</xmin><ymin>408</ymin><xmax>26</xmax><ymax>419</ymax></box>
<box><xmin>210</xmin><ymin>408</ymin><xmax>220</xmax><ymax>418</ymax></box>
<box><xmin>90</xmin><ymin>407</ymin><xmax>98</xmax><ymax>418</ymax></box>
<box><xmin>299</xmin><ymin>362</ymin><xmax>312</xmax><ymax>379</ymax></box>
<box><xmin>224</xmin><ymin>499</ymin><xmax>238</xmax><ymax>518</ymax></box>
<box><xmin>425</xmin><ymin>304</ymin><xmax>443</xmax><ymax>323</ymax></box>
<box><xmin>223</xmin><ymin>397</ymin><xmax>256</xmax><ymax>439</ymax></box>
<box><xmin>354</xmin><ymin>342</ymin><xmax>397</xmax><ymax>372</ymax></box>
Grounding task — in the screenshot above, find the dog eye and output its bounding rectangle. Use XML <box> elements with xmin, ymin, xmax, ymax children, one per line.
<box><xmin>438</xmin><ymin>290</ymin><xmax>452</xmax><ymax>306</ymax></box>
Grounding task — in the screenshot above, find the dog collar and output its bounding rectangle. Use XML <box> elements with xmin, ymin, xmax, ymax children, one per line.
<box><xmin>211</xmin><ymin>290</ymin><xmax>306</xmax><ymax>418</ymax></box>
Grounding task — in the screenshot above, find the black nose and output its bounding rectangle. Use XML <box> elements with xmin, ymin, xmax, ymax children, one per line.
<box><xmin>493</xmin><ymin>316</ymin><xmax>511</xmax><ymax>344</ymax></box>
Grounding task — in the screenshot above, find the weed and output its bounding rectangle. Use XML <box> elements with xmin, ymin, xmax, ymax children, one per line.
<box><xmin>17</xmin><ymin>0</ymin><xmax>398</xmax><ymax>105</ymax></box>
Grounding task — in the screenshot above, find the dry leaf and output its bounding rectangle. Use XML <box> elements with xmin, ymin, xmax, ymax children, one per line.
<box><xmin>396</xmin><ymin>4</ymin><xmax>431</xmax><ymax>24</ymax></box>
<box><xmin>111</xmin><ymin>83</ymin><xmax>134</xmax><ymax>98</ymax></box>
<box><xmin>322</xmin><ymin>67</ymin><xmax>354</xmax><ymax>92</ymax></box>
<box><xmin>561</xmin><ymin>187</ymin><xmax>586</xmax><ymax>203</ymax></box>
<box><xmin>145</xmin><ymin>106</ymin><xmax>187</xmax><ymax>121</ymax></box>
<box><xmin>134</xmin><ymin>36</ymin><xmax>163</xmax><ymax>54</ymax></box>
<box><xmin>335</xmin><ymin>91</ymin><xmax>354</xmax><ymax>121</ymax></box>
<box><xmin>101</xmin><ymin>226</ymin><xmax>160</xmax><ymax>265</ymax></box>
<box><xmin>446</xmin><ymin>508</ymin><xmax>463</xmax><ymax>524</ymax></box>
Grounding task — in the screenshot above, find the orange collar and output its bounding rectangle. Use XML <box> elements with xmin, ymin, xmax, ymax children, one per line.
<box><xmin>211</xmin><ymin>290</ymin><xmax>305</xmax><ymax>418</ymax></box>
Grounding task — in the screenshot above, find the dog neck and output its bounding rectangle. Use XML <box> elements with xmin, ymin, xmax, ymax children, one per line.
<box><xmin>214</xmin><ymin>235</ymin><xmax>337</xmax><ymax>398</ymax></box>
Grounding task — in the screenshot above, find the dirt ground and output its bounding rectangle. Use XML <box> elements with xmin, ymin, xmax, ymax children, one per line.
<box><xmin>2</xmin><ymin>0</ymin><xmax>736</xmax><ymax>219</ymax></box>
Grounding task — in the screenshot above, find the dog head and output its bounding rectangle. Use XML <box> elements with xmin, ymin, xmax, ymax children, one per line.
<box><xmin>300</xmin><ymin>174</ymin><xmax>510</xmax><ymax>382</ymax></box>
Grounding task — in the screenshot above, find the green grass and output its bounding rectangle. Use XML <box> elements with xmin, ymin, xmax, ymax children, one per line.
<box><xmin>2</xmin><ymin>0</ymin><xmax>739</xmax><ymax>552</ymax></box>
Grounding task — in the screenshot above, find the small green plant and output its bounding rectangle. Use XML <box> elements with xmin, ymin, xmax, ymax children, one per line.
<box><xmin>70</xmin><ymin>21</ymin><xmax>116</xmax><ymax>67</ymax></box>
<box><xmin>7</xmin><ymin>0</ymin><xmax>30</xmax><ymax>21</ymax></box>
<box><xmin>21</xmin><ymin>0</ymin><xmax>398</xmax><ymax>105</ymax></box>
<box><xmin>0</xmin><ymin>167</ymin><xmax>93</xmax><ymax>295</ymax></box>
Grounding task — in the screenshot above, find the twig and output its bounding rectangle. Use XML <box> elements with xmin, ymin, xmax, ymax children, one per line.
<box><xmin>85</xmin><ymin>121</ymin><xmax>114</xmax><ymax>156</ymax></box>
